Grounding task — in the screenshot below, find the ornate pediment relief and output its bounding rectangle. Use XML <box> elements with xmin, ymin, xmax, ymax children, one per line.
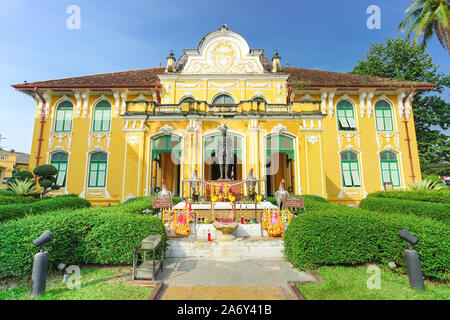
<box><xmin>181</xmin><ymin>26</ymin><xmax>264</xmax><ymax>74</ymax></box>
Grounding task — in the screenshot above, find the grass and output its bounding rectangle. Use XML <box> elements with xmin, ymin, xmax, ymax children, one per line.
<box><xmin>0</xmin><ymin>266</ymin><xmax>152</xmax><ymax>300</ymax></box>
<box><xmin>297</xmin><ymin>265</ymin><xmax>450</xmax><ymax>300</ymax></box>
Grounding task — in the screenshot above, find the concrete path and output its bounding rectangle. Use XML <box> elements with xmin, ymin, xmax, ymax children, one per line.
<box><xmin>155</xmin><ymin>258</ymin><xmax>317</xmax><ymax>300</ymax></box>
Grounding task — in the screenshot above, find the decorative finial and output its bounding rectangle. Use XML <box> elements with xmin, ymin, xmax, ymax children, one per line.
<box><xmin>166</xmin><ymin>50</ymin><xmax>176</xmax><ymax>73</ymax></box>
<box><xmin>272</xmin><ymin>50</ymin><xmax>282</xmax><ymax>73</ymax></box>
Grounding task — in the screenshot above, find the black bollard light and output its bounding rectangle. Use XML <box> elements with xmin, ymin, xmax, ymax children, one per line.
<box><xmin>30</xmin><ymin>231</ymin><xmax>53</xmax><ymax>297</ymax></box>
<box><xmin>398</xmin><ymin>229</ymin><xmax>425</xmax><ymax>291</ymax></box>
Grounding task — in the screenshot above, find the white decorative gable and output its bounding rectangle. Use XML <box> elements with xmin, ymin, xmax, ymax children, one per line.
<box><xmin>182</xmin><ymin>26</ymin><xmax>264</xmax><ymax>74</ymax></box>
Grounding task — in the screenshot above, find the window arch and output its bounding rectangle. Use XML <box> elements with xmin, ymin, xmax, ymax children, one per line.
<box><xmin>204</xmin><ymin>134</ymin><xmax>242</xmax><ymax>161</ymax></box>
<box><xmin>340</xmin><ymin>151</ymin><xmax>361</xmax><ymax>187</ymax></box>
<box><xmin>88</xmin><ymin>152</ymin><xmax>108</xmax><ymax>188</ymax></box>
<box><xmin>54</xmin><ymin>101</ymin><xmax>73</xmax><ymax>132</ymax></box>
<box><xmin>380</xmin><ymin>151</ymin><xmax>401</xmax><ymax>187</ymax></box>
<box><xmin>336</xmin><ymin>100</ymin><xmax>356</xmax><ymax>131</ymax></box>
<box><xmin>152</xmin><ymin>135</ymin><xmax>181</xmax><ymax>161</ymax></box>
<box><xmin>252</xmin><ymin>97</ymin><xmax>267</xmax><ymax>103</ymax></box>
<box><xmin>50</xmin><ymin>152</ymin><xmax>68</xmax><ymax>187</ymax></box>
<box><xmin>375</xmin><ymin>100</ymin><xmax>394</xmax><ymax>131</ymax></box>
<box><xmin>180</xmin><ymin>97</ymin><xmax>196</xmax><ymax>103</ymax></box>
<box><xmin>266</xmin><ymin>135</ymin><xmax>295</xmax><ymax>161</ymax></box>
<box><xmin>212</xmin><ymin>94</ymin><xmax>236</xmax><ymax>105</ymax></box>
<box><xmin>92</xmin><ymin>100</ymin><xmax>112</xmax><ymax>132</ymax></box>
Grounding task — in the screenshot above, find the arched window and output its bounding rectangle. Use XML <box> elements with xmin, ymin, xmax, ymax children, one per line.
<box><xmin>204</xmin><ymin>134</ymin><xmax>242</xmax><ymax>161</ymax></box>
<box><xmin>92</xmin><ymin>100</ymin><xmax>111</xmax><ymax>132</ymax></box>
<box><xmin>336</xmin><ymin>100</ymin><xmax>356</xmax><ymax>131</ymax></box>
<box><xmin>88</xmin><ymin>152</ymin><xmax>108</xmax><ymax>188</ymax></box>
<box><xmin>212</xmin><ymin>94</ymin><xmax>235</xmax><ymax>105</ymax></box>
<box><xmin>266</xmin><ymin>135</ymin><xmax>295</xmax><ymax>162</ymax></box>
<box><xmin>252</xmin><ymin>97</ymin><xmax>266</xmax><ymax>103</ymax></box>
<box><xmin>180</xmin><ymin>97</ymin><xmax>196</xmax><ymax>103</ymax></box>
<box><xmin>50</xmin><ymin>152</ymin><xmax>68</xmax><ymax>187</ymax></box>
<box><xmin>375</xmin><ymin>100</ymin><xmax>394</xmax><ymax>131</ymax></box>
<box><xmin>152</xmin><ymin>135</ymin><xmax>181</xmax><ymax>161</ymax></box>
<box><xmin>380</xmin><ymin>151</ymin><xmax>400</xmax><ymax>187</ymax></box>
<box><xmin>340</xmin><ymin>152</ymin><xmax>361</xmax><ymax>187</ymax></box>
<box><xmin>54</xmin><ymin>101</ymin><xmax>73</xmax><ymax>132</ymax></box>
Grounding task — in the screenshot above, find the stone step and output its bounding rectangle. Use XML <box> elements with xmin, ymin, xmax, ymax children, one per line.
<box><xmin>165</xmin><ymin>237</ymin><xmax>284</xmax><ymax>259</ymax></box>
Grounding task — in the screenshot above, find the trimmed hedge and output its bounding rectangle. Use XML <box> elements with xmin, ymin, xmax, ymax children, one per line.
<box><xmin>120</xmin><ymin>196</ymin><xmax>183</xmax><ymax>215</ymax></box>
<box><xmin>83</xmin><ymin>213</ymin><xmax>167</xmax><ymax>264</ymax></box>
<box><xmin>368</xmin><ymin>190</ymin><xmax>450</xmax><ymax>204</ymax></box>
<box><xmin>284</xmin><ymin>204</ymin><xmax>449</xmax><ymax>281</ymax></box>
<box><xmin>0</xmin><ymin>195</ymin><xmax>37</xmax><ymax>206</ymax></box>
<box><xmin>0</xmin><ymin>208</ymin><xmax>166</xmax><ymax>279</ymax></box>
<box><xmin>0</xmin><ymin>190</ymin><xmax>14</xmax><ymax>197</ymax></box>
<box><xmin>267</xmin><ymin>194</ymin><xmax>329</xmax><ymax>212</ymax></box>
<box><xmin>359</xmin><ymin>197</ymin><xmax>450</xmax><ymax>225</ymax></box>
<box><xmin>0</xmin><ymin>195</ymin><xmax>91</xmax><ymax>223</ymax></box>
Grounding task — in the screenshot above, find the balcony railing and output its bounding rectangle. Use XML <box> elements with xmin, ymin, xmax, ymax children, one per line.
<box><xmin>125</xmin><ymin>100</ymin><xmax>321</xmax><ymax>116</ymax></box>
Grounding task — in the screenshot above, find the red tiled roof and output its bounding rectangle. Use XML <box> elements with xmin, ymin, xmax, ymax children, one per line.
<box><xmin>283</xmin><ymin>67</ymin><xmax>435</xmax><ymax>89</ymax></box>
<box><xmin>12</xmin><ymin>66</ymin><xmax>435</xmax><ymax>91</ymax></box>
<box><xmin>12</xmin><ymin>67</ymin><xmax>165</xmax><ymax>90</ymax></box>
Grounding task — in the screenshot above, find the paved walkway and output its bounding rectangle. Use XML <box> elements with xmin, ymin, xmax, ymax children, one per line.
<box><xmin>155</xmin><ymin>258</ymin><xmax>317</xmax><ymax>300</ymax></box>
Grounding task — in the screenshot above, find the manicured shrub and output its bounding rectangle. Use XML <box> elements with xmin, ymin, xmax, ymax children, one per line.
<box><xmin>368</xmin><ymin>189</ymin><xmax>450</xmax><ymax>204</ymax></box>
<box><xmin>120</xmin><ymin>196</ymin><xmax>183</xmax><ymax>215</ymax></box>
<box><xmin>83</xmin><ymin>214</ymin><xmax>166</xmax><ymax>264</ymax></box>
<box><xmin>359</xmin><ymin>197</ymin><xmax>450</xmax><ymax>224</ymax></box>
<box><xmin>267</xmin><ymin>194</ymin><xmax>329</xmax><ymax>211</ymax></box>
<box><xmin>0</xmin><ymin>208</ymin><xmax>104</xmax><ymax>278</ymax></box>
<box><xmin>0</xmin><ymin>208</ymin><xmax>166</xmax><ymax>279</ymax></box>
<box><xmin>0</xmin><ymin>196</ymin><xmax>91</xmax><ymax>223</ymax></box>
<box><xmin>0</xmin><ymin>195</ymin><xmax>37</xmax><ymax>205</ymax></box>
<box><xmin>284</xmin><ymin>204</ymin><xmax>449</xmax><ymax>281</ymax></box>
<box><xmin>0</xmin><ymin>190</ymin><xmax>15</xmax><ymax>196</ymax></box>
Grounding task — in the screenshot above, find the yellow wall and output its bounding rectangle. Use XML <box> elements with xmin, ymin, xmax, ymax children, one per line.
<box><xmin>26</xmin><ymin>84</ymin><xmax>422</xmax><ymax>206</ymax></box>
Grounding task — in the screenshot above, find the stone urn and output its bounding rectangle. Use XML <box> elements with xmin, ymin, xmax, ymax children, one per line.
<box><xmin>213</xmin><ymin>221</ymin><xmax>239</xmax><ymax>241</ymax></box>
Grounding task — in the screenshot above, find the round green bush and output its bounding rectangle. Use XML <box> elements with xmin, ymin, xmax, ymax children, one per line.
<box><xmin>359</xmin><ymin>197</ymin><xmax>450</xmax><ymax>225</ymax></box>
<box><xmin>33</xmin><ymin>165</ymin><xmax>57</xmax><ymax>176</ymax></box>
<box><xmin>284</xmin><ymin>205</ymin><xmax>449</xmax><ymax>281</ymax></box>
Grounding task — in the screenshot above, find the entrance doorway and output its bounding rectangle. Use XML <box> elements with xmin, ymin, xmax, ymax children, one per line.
<box><xmin>265</xmin><ymin>134</ymin><xmax>295</xmax><ymax>196</ymax></box>
<box><xmin>151</xmin><ymin>134</ymin><xmax>181</xmax><ymax>195</ymax></box>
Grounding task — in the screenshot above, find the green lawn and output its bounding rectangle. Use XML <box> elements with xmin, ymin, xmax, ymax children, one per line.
<box><xmin>0</xmin><ymin>266</ymin><xmax>152</xmax><ymax>300</ymax></box>
<box><xmin>297</xmin><ymin>265</ymin><xmax>450</xmax><ymax>300</ymax></box>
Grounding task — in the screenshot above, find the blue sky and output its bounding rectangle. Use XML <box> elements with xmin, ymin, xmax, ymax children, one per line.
<box><xmin>0</xmin><ymin>0</ymin><xmax>448</xmax><ymax>153</ymax></box>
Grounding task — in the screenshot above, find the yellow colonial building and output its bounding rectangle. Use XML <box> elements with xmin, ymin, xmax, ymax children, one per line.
<box><xmin>13</xmin><ymin>26</ymin><xmax>435</xmax><ymax>205</ymax></box>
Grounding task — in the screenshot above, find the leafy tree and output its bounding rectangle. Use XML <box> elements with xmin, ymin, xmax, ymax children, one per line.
<box><xmin>399</xmin><ymin>0</ymin><xmax>449</xmax><ymax>54</ymax></box>
<box><xmin>351</xmin><ymin>38</ymin><xmax>449</xmax><ymax>164</ymax></box>
<box><xmin>33</xmin><ymin>164</ymin><xmax>60</xmax><ymax>197</ymax></box>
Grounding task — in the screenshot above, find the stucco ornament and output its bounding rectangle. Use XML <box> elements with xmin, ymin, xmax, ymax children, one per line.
<box><xmin>159</xmin><ymin>125</ymin><xmax>174</xmax><ymax>135</ymax></box>
<box><xmin>182</xmin><ymin>26</ymin><xmax>264</xmax><ymax>74</ymax></box>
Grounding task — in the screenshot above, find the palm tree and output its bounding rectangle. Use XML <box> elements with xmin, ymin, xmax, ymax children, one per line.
<box><xmin>399</xmin><ymin>0</ymin><xmax>450</xmax><ymax>54</ymax></box>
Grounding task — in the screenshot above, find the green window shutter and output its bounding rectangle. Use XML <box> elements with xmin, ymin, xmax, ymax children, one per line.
<box><xmin>341</xmin><ymin>152</ymin><xmax>360</xmax><ymax>187</ymax></box>
<box><xmin>88</xmin><ymin>152</ymin><xmax>108</xmax><ymax>187</ymax></box>
<box><xmin>212</xmin><ymin>94</ymin><xmax>236</xmax><ymax>105</ymax></box>
<box><xmin>252</xmin><ymin>97</ymin><xmax>266</xmax><ymax>103</ymax></box>
<box><xmin>375</xmin><ymin>100</ymin><xmax>393</xmax><ymax>132</ymax></box>
<box><xmin>93</xmin><ymin>101</ymin><xmax>111</xmax><ymax>132</ymax></box>
<box><xmin>180</xmin><ymin>97</ymin><xmax>195</xmax><ymax>103</ymax></box>
<box><xmin>203</xmin><ymin>135</ymin><xmax>243</xmax><ymax>161</ymax></box>
<box><xmin>54</xmin><ymin>101</ymin><xmax>73</xmax><ymax>132</ymax></box>
<box><xmin>152</xmin><ymin>135</ymin><xmax>182</xmax><ymax>161</ymax></box>
<box><xmin>266</xmin><ymin>135</ymin><xmax>295</xmax><ymax>161</ymax></box>
<box><xmin>380</xmin><ymin>151</ymin><xmax>400</xmax><ymax>187</ymax></box>
<box><xmin>50</xmin><ymin>152</ymin><xmax>69</xmax><ymax>187</ymax></box>
<box><xmin>336</xmin><ymin>100</ymin><xmax>356</xmax><ymax>131</ymax></box>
